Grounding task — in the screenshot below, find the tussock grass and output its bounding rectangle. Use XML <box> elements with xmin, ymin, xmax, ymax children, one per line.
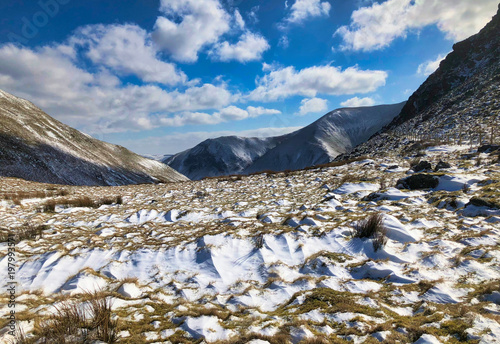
<box><xmin>0</xmin><ymin>223</ymin><xmax>47</xmax><ymax>244</ymax></box>
<box><xmin>1</xmin><ymin>189</ymin><xmax>70</xmax><ymax>202</ymax></box>
<box><xmin>351</xmin><ymin>213</ymin><xmax>388</xmax><ymax>251</ymax></box>
<box><xmin>32</xmin><ymin>291</ymin><xmax>118</xmax><ymax>344</ymax></box>
<box><xmin>41</xmin><ymin>195</ymin><xmax>123</xmax><ymax>212</ymax></box>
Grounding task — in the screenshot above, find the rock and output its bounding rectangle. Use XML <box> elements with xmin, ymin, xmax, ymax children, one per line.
<box><xmin>413</xmin><ymin>160</ymin><xmax>433</xmax><ymax>172</ymax></box>
<box><xmin>397</xmin><ymin>174</ymin><xmax>439</xmax><ymax>190</ymax></box>
<box><xmin>467</xmin><ymin>197</ymin><xmax>500</xmax><ymax>209</ymax></box>
<box><xmin>434</xmin><ymin>161</ymin><xmax>451</xmax><ymax>171</ymax></box>
<box><xmin>478</xmin><ymin>144</ymin><xmax>500</xmax><ymax>153</ymax></box>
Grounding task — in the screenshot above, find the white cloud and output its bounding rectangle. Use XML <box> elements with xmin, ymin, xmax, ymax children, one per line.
<box><xmin>286</xmin><ymin>0</ymin><xmax>331</xmax><ymax>24</ymax></box>
<box><xmin>248</xmin><ymin>6</ymin><xmax>260</xmax><ymax>24</ymax></box>
<box><xmin>116</xmin><ymin>126</ymin><xmax>303</xmax><ymax>155</ymax></box>
<box><xmin>336</xmin><ymin>0</ymin><xmax>498</xmax><ymax>51</ymax></box>
<box><xmin>0</xmin><ymin>44</ymin><xmax>235</xmax><ymax>134</ymax></box>
<box><xmin>234</xmin><ymin>10</ymin><xmax>245</xmax><ymax>29</ymax></box>
<box><xmin>210</xmin><ymin>32</ymin><xmax>270</xmax><ymax>62</ymax></box>
<box><xmin>340</xmin><ymin>96</ymin><xmax>375</xmax><ymax>107</ymax></box>
<box><xmin>279</xmin><ymin>35</ymin><xmax>290</xmax><ymax>48</ymax></box>
<box><xmin>297</xmin><ymin>97</ymin><xmax>328</xmax><ymax>116</ymax></box>
<box><xmin>417</xmin><ymin>54</ymin><xmax>446</xmax><ymax>76</ymax></box>
<box><xmin>247</xmin><ymin>106</ymin><xmax>281</xmax><ymax>117</ymax></box>
<box><xmin>249</xmin><ymin>65</ymin><xmax>387</xmax><ymax>101</ymax></box>
<box><xmin>158</xmin><ymin>105</ymin><xmax>281</xmax><ymax>127</ymax></box>
<box><xmin>73</xmin><ymin>24</ymin><xmax>186</xmax><ymax>85</ymax></box>
<box><xmin>152</xmin><ymin>0</ymin><xmax>231</xmax><ymax>62</ymax></box>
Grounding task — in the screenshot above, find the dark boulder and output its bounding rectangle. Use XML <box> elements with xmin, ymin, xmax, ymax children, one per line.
<box><xmin>397</xmin><ymin>174</ymin><xmax>439</xmax><ymax>190</ymax></box>
<box><xmin>478</xmin><ymin>145</ymin><xmax>500</xmax><ymax>153</ymax></box>
<box><xmin>467</xmin><ymin>197</ymin><xmax>500</xmax><ymax>209</ymax></box>
<box><xmin>435</xmin><ymin>160</ymin><xmax>452</xmax><ymax>171</ymax></box>
<box><xmin>413</xmin><ymin>160</ymin><xmax>432</xmax><ymax>172</ymax></box>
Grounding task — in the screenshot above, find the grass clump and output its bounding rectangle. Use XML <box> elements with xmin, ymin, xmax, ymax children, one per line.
<box><xmin>41</xmin><ymin>196</ymin><xmax>123</xmax><ymax>212</ymax></box>
<box><xmin>0</xmin><ymin>223</ymin><xmax>47</xmax><ymax>244</ymax></box>
<box><xmin>351</xmin><ymin>213</ymin><xmax>388</xmax><ymax>251</ymax></box>
<box><xmin>34</xmin><ymin>291</ymin><xmax>118</xmax><ymax>343</ymax></box>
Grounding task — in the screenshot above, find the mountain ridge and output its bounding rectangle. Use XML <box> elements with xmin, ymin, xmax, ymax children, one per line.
<box><xmin>340</xmin><ymin>4</ymin><xmax>500</xmax><ymax>159</ymax></box>
<box><xmin>164</xmin><ymin>102</ymin><xmax>405</xmax><ymax>179</ymax></box>
<box><xmin>0</xmin><ymin>89</ymin><xmax>189</xmax><ymax>186</ymax></box>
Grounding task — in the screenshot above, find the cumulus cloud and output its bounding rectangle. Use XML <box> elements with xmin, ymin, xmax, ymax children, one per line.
<box><xmin>297</xmin><ymin>97</ymin><xmax>328</xmax><ymax>116</ymax></box>
<box><xmin>0</xmin><ymin>44</ymin><xmax>234</xmax><ymax>133</ymax></box>
<box><xmin>234</xmin><ymin>10</ymin><xmax>245</xmax><ymax>29</ymax></box>
<box><xmin>336</xmin><ymin>0</ymin><xmax>498</xmax><ymax>51</ymax></box>
<box><xmin>152</xmin><ymin>0</ymin><xmax>231</xmax><ymax>62</ymax></box>
<box><xmin>340</xmin><ymin>96</ymin><xmax>375</xmax><ymax>107</ymax></box>
<box><xmin>117</xmin><ymin>126</ymin><xmax>303</xmax><ymax>155</ymax></box>
<box><xmin>210</xmin><ymin>31</ymin><xmax>270</xmax><ymax>62</ymax></box>
<box><xmin>158</xmin><ymin>105</ymin><xmax>281</xmax><ymax>127</ymax></box>
<box><xmin>417</xmin><ymin>54</ymin><xmax>446</xmax><ymax>76</ymax></box>
<box><xmin>73</xmin><ymin>24</ymin><xmax>186</xmax><ymax>85</ymax></box>
<box><xmin>286</xmin><ymin>0</ymin><xmax>331</xmax><ymax>24</ymax></box>
<box><xmin>249</xmin><ymin>65</ymin><xmax>387</xmax><ymax>101</ymax></box>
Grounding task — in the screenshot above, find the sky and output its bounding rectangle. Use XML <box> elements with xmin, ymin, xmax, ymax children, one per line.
<box><xmin>0</xmin><ymin>0</ymin><xmax>498</xmax><ymax>155</ymax></box>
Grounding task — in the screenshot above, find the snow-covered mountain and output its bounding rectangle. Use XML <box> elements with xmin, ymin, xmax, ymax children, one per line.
<box><xmin>165</xmin><ymin>103</ymin><xmax>404</xmax><ymax>179</ymax></box>
<box><xmin>163</xmin><ymin>135</ymin><xmax>290</xmax><ymax>180</ymax></box>
<box><xmin>0</xmin><ymin>89</ymin><xmax>188</xmax><ymax>185</ymax></box>
<box><xmin>244</xmin><ymin>103</ymin><xmax>405</xmax><ymax>174</ymax></box>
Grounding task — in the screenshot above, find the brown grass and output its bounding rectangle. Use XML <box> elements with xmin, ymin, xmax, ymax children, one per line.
<box><xmin>33</xmin><ymin>291</ymin><xmax>118</xmax><ymax>343</ymax></box>
<box><xmin>41</xmin><ymin>196</ymin><xmax>123</xmax><ymax>212</ymax></box>
<box><xmin>351</xmin><ymin>213</ymin><xmax>388</xmax><ymax>251</ymax></box>
<box><xmin>0</xmin><ymin>223</ymin><xmax>47</xmax><ymax>244</ymax></box>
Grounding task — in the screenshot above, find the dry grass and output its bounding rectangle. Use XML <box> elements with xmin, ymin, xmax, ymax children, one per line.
<box><xmin>41</xmin><ymin>195</ymin><xmax>123</xmax><ymax>212</ymax></box>
<box><xmin>0</xmin><ymin>223</ymin><xmax>47</xmax><ymax>244</ymax></box>
<box><xmin>0</xmin><ymin>188</ymin><xmax>70</xmax><ymax>202</ymax></box>
<box><xmin>33</xmin><ymin>291</ymin><xmax>118</xmax><ymax>344</ymax></box>
<box><xmin>351</xmin><ymin>213</ymin><xmax>388</xmax><ymax>251</ymax></box>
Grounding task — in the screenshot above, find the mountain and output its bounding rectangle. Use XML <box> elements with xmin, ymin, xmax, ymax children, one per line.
<box><xmin>244</xmin><ymin>103</ymin><xmax>405</xmax><ymax>174</ymax></box>
<box><xmin>342</xmin><ymin>4</ymin><xmax>500</xmax><ymax>159</ymax></box>
<box><xmin>163</xmin><ymin>135</ymin><xmax>290</xmax><ymax>180</ymax></box>
<box><xmin>0</xmin><ymin>89</ymin><xmax>188</xmax><ymax>186</ymax></box>
<box><xmin>164</xmin><ymin>103</ymin><xmax>405</xmax><ymax>179</ymax></box>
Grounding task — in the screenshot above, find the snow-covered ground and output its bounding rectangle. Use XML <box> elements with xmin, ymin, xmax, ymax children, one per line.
<box><xmin>0</xmin><ymin>144</ymin><xmax>499</xmax><ymax>343</ymax></box>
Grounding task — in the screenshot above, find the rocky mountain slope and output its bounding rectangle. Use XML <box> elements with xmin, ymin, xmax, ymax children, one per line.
<box><xmin>0</xmin><ymin>89</ymin><xmax>188</xmax><ymax>186</ymax></box>
<box><xmin>163</xmin><ymin>135</ymin><xmax>290</xmax><ymax>180</ymax></box>
<box><xmin>165</xmin><ymin>103</ymin><xmax>405</xmax><ymax>180</ymax></box>
<box><xmin>342</xmin><ymin>4</ymin><xmax>500</xmax><ymax>160</ymax></box>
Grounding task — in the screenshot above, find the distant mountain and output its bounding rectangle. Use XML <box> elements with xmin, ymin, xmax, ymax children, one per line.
<box><xmin>0</xmin><ymin>89</ymin><xmax>188</xmax><ymax>186</ymax></box>
<box><xmin>342</xmin><ymin>4</ymin><xmax>500</xmax><ymax>159</ymax></box>
<box><xmin>163</xmin><ymin>135</ymin><xmax>290</xmax><ymax>180</ymax></box>
<box><xmin>164</xmin><ymin>103</ymin><xmax>405</xmax><ymax>179</ymax></box>
<box><xmin>244</xmin><ymin>103</ymin><xmax>405</xmax><ymax>174</ymax></box>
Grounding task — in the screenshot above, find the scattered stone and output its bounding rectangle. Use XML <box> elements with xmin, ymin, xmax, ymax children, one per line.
<box><xmin>467</xmin><ymin>197</ymin><xmax>500</xmax><ymax>209</ymax></box>
<box><xmin>397</xmin><ymin>174</ymin><xmax>439</xmax><ymax>190</ymax></box>
<box><xmin>434</xmin><ymin>160</ymin><xmax>451</xmax><ymax>171</ymax></box>
<box><xmin>413</xmin><ymin>160</ymin><xmax>433</xmax><ymax>172</ymax></box>
<box><xmin>478</xmin><ymin>144</ymin><xmax>500</xmax><ymax>153</ymax></box>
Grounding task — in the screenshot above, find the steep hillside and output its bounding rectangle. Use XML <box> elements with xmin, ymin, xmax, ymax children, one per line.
<box><xmin>164</xmin><ymin>135</ymin><xmax>289</xmax><ymax>180</ymax></box>
<box><xmin>342</xmin><ymin>4</ymin><xmax>500</xmax><ymax>159</ymax></box>
<box><xmin>0</xmin><ymin>89</ymin><xmax>188</xmax><ymax>186</ymax></box>
<box><xmin>244</xmin><ymin>103</ymin><xmax>405</xmax><ymax>174</ymax></box>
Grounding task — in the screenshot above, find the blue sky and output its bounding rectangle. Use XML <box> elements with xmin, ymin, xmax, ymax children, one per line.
<box><xmin>0</xmin><ymin>0</ymin><xmax>497</xmax><ymax>155</ymax></box>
